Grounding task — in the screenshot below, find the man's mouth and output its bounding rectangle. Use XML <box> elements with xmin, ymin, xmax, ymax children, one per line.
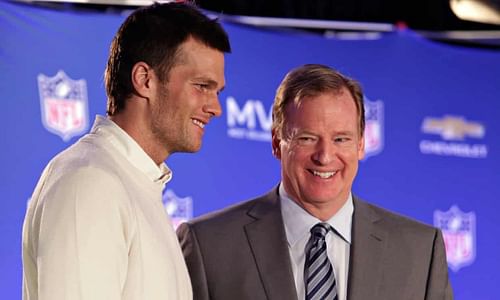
<box><xmin>310</xmin><ymin>170</ymin><xmax>336</xmax><ymax>179</ymax></box>
<box><xmin>192</xmin><ymin>118</ymin><xmax>206</xmax><ymax>129</ymax></box>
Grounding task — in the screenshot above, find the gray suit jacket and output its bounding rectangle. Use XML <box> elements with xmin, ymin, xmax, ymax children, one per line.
<box><xmin>177</xmin><ymin>187</ymin><xmax>453</xmax><ymax>300</ymax></box>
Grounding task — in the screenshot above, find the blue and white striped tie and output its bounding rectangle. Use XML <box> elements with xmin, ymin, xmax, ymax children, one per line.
<box><xmin>304</xmin><ymin>223</ymin><xmax>338</xmax><ymax>300</ymax></box>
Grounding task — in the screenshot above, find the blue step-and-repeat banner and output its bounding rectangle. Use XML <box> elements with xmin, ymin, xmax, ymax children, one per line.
<box><xmin>1</xmin><ymin>1</ymin><xmax>499</xmax><ymax>299</ymax></box>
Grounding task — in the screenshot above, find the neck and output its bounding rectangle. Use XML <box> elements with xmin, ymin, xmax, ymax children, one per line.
<box><xmin>109</xmin><ymin>106</ymin><xmax>169</xmax><ymax>165</ymax></box>
<box><xmin>281</xmin><ymin>185</ymin><xmax>349</xmax><ymax>221</ymax></box>
<box><xmin>300</xmin><ymin>201</ymin><xmax>346</xmax><ymax>221</ymax></box>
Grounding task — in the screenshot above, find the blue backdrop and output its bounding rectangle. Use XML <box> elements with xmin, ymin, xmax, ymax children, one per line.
<box><xmin>1</xmin><ymin>1</ymin><xmax>499</xmax><ymax>299</ymax></box>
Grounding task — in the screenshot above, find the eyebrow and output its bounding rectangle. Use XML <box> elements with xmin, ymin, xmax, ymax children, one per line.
<box><xmin>333</xmin><ymin>130</ymin><xmax>356</xmax><ymax>136</ymax></box>
<box><xmin>295</xmin><ymin>129</ymin><xmax>356</xmax><ymax>137</ymax></box>
<box><xmin>295</xmin><ymin>130</ymin><xmax>317</xmax><ymax>136</ymax></box>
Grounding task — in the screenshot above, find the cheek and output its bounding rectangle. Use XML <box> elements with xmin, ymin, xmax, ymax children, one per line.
<box><xmin>283</xmin><ymin>147</ymin><xmax>309</xmax><ymax>171</ymax></box>
<box><xmin>189</xmin><ymin>86</ymin><xmax>207</xmax><ymax>102</ymax></box>
<box><xmin>339</xmin><ymin>144</ymin><xmax>362</xmax><ymax>158</ymax></box>
<box><xmin>282</xmin><ymin>145</ymin><xmax>300</xmax><ymax>162</ymax></box>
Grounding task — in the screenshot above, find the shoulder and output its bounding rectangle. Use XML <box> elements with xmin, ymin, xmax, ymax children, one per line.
<box><xmin>185</xmin><ymin>188</ymin><xmax>279</xmax><ymax>229</ymax></box>
<box><xmin>354</xmin><ymin>196</ymin><xmax>439</xmax><ymax>236</ymax></box>
<box><xmin>32</xmin><ymin>140</ymin><xmax>128</xmax><ymax>211</ymax></box>
<box><xmin>50</xmin><ymin>135</ymin><xmax>116</xmax><ymax>172</ymax></box>
<box><xmin>190</xmin><ymin>197</ymin><xmax>261</xmax><ymax>227</ymax></box>
<box><xmin>45</xmin><ymin>159</ymin><xmax>122</xmax><ymax>193</ymax></box>
<box><xmin>45</xmin><ymin>134</ymin><xmax>122</xmax><ymax>184</ymax></box>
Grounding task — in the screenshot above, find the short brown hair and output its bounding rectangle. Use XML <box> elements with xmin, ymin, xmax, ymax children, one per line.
<box><xmin>105</xmin><ymin>2</ymin><xmax>231</xmax><ymax>115</ymax></box>
<box><xmin>272</xmin><ymin>64</ymin><xmax>365</xmax><ymax>138</ymax></box>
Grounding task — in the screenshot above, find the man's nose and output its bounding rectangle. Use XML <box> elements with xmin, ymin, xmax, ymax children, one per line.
<box><xmin>204</xmin><ymin>94</ymin><xmax>222</xmax><ymax>118</ymax></box>
<box><xmin>312</xmin><ymin>140</ymin><xmax>335</xmax><ymax>165</ymax></box>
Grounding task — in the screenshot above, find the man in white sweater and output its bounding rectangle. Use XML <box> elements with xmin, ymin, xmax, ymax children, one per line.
<box><xmin>22</xmin><ymin>2</ymin><xmax>231</xmax><ymax>299</ymax></box>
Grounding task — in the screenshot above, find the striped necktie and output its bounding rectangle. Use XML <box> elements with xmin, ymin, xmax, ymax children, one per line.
<box><xmin>304</xmin><ymin>223</ymin><xmax>338</xmax><ymax>300</ymax></box>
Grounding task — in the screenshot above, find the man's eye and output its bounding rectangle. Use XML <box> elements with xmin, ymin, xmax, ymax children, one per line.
<box><xmin>195</xmin><ymin>83</ymin><xmax>209</xmax><ymax>91</ymax></box>
<box><xmin>297</xmin><ymin>136</ymin><xmax>316</xmax><ymax>144</ymax></box>
<box><xmin>334</xmin><ymin>137</ymin><xmax>350</xmax><ymax>143</ymax></box>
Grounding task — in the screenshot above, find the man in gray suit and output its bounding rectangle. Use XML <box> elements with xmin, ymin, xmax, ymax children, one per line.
<box><xmin>177</xmin><ymin>64</ymin><xmax>453</xmax><ymax>300</ymax></box>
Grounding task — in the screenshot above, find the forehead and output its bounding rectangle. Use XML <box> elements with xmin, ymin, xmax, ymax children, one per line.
<box><xmin>282</xmin><ymin>89</ymin><xmax>360</xmax><ymax>134</ymax></box>
<box><xmin>286</xmin><ymin>89</ymin><xmax>356</xmax><ymax>118</ymax></box>
<box><xmin>170</xmin><ymin>37</ymin><xmax>225</xmax><ymax>83</ymax></box>
<box><xmin>176</xmin><ymin>37</ymin><xmax>224</xmax><ymax>66</ymax></box>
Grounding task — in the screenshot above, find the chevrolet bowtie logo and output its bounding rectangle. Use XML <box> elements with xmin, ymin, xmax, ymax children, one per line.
<box><xmin>421</xmin><ymin>115</ymin><xmax>485</xmax><ymax>141</ymax></box>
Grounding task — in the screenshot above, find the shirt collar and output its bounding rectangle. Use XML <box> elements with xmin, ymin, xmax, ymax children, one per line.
<box><xmin>279</xmin><ymin>183</ymin><xmax>353</xmax><ymax>247</ymax></box>
<box><xmin>90</xmin><ymin>115</ymin><xmax>172</xmax><ymax>186</ymax></box>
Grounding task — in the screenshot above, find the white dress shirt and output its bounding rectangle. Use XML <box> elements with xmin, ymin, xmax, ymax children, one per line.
<box><xmin>22</xmin><ymin>115</ymin><xmax>192</xmax><ymax>300</ymax></box>
<box><xmin>280</xmin><ymin>184</ymin><xmax>353</xmax><ymax>300</ymax></box>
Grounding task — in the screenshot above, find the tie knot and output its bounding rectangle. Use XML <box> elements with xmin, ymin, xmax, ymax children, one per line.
<box><xmin>310</xmin><ymin>222</ymin><xmax>331</xmax><ymax>239</ymax></box>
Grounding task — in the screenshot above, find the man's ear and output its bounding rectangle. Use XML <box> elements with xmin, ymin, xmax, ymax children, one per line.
<box><xmin>271</xmin><ymin>128</ymin><xmax>282</xmax><ymax>160</ymax></box>
<box><xmin>358</xmin><ymin>133</ymin><xmax>366</xmax><ymax>160</ymax></box>
<box><xmin>131</xmin><ymin>62</ymin><xmax>154</xmax><ymax>98</ymax></box>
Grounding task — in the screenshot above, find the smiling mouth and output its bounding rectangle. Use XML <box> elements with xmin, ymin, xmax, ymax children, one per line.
<box><xmin>310</xmin><ymin>170</ymin><xmax>336</xmax><ymax>179</ymax></box>
<box><xmin>192</xmin><ymin>119</ymin><xmax>206</xmax><ymax>129</ymax></box>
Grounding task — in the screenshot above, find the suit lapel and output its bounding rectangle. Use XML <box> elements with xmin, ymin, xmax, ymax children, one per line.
<box><xmin>347</xmin><ymin>197</ymin><xmax>387</xmax><ymax>300</ymax></box>
<box><xmin>244</xmin><ymin>188</ymin><xmax>298</xmax><ymax>300</ymax></box>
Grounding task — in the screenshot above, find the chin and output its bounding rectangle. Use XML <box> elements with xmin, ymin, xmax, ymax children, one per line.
<box><xmin>180</xmin><ymin>147</ymin><xmax>199</xmax><ymax>154</ymax></box>
<box><xmin>171</xmin><ymin>142</ymin><xmax>201</xmax><ymax>154</ymax></box>
<box><xmin>307</xmin><ymin>192</ymin><xmax>342</xmax><ymax>204</ymax></box>
<box><xmin>186</xmin><ymin>143</ymin><xmax>202</xmax><ymax>153</ymax></box>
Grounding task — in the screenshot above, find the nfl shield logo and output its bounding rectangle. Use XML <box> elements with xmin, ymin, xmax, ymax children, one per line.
<box><xmin>363</xmin><ymin>97</ymin><xmax>384</xmax><ymax>158</ymax></box>
<box><xmin>38</xmin><ymin>70</ymin><xmax>89</xmax><ymax>141</ymax></box>
<box><xmin>434</xmin><ymin>206</ymin><xmax>476</xmax><ymax>272</ymax></box>
<box><xmin>162</xmin><ymin>189</ymin><xmax>193</xmax><ymax>229</ymax></box>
